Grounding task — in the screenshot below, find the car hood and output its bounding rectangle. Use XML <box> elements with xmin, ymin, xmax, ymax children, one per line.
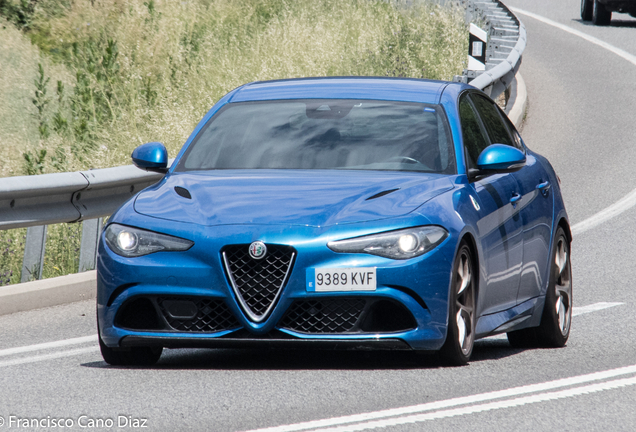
<box><xmin>133</xmin><ymin>170</ymin><xmax>454</xmax><ymax>227</ymax></box>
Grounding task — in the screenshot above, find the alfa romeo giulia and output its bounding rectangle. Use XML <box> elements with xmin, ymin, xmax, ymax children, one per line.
<box><xmin>96</xmin><ymin>77</ymin><xmax>572</xmax><ymax>366</ymax></box>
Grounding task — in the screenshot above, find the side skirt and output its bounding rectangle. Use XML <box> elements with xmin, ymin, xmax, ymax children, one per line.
<box><xmin>475</xmin><ymin>296</ymin><xmax>545</xmax><ymax>339</ymax></box>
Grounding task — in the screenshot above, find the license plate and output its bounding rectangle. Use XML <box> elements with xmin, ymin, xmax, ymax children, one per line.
<box><xmin>306</xmin><ymin>268</ymin><xmax>377</xmax><ymax>292</ymax></box>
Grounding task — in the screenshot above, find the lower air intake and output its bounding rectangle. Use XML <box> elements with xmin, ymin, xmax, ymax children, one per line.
<box><xmin>278</xmin><ymin>298</ymin><xmax>417</xmax><ymax>334</ymax></box>
<box><xmin>157</xmin><ymin>296</ymin><xmax>240</xmax><ymax>332</ymax></box>
<box><xmin>115</xmin><ymin>295</ymin><xmax>240</xmax><ymax>333</ymax></box>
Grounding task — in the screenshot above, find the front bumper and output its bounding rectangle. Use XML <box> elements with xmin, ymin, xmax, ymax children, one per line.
<box><xmin>97</xmin><ymin>217</ymin><xmax>457</xmax><ymax>352</ymax></box>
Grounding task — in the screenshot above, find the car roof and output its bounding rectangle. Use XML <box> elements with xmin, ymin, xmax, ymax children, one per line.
<box><xmin>228</xmin><ymin>77</ymin><xmax>468</xmax><ymax>105</ymax></box>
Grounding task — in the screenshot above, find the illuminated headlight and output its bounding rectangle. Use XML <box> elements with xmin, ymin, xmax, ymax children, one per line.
<box><xmin>117</xmin><ymin>231</ymin><xmax>138</xmax><ymax>251</ymax></box>
<box><xmin>104</xmin><ymin>224</ymin><xmax>193</xmax><ymax>257</ymax></box>
<box><xmin>327</xmin><ymin>226</ymin><xmax>448</xmax><ymax>260</ymax></box>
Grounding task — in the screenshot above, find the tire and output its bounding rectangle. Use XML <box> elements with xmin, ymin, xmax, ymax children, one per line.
<box><xmin>592</xmin><ymin>0</ymin><xmax>612</xmax><ymax>25</ymax></box>
<box><xmin>507</xmin><ymin>227</ymin><xmax>572</xmax><ymax>348</ymax></box>
<box><xmin>440</xmin><ymin>242</ymin><xmax>476</xmax><ymax>366</ymax></box>
<box><xmin>98</xmin><ymin>315</ymin><xmax>163</xmax><ymax>366</ymax></box>
<box><xmin>507</xmin><ymin>323</ymin><xmax>538</xmax><ymax>348</ymax></box>
<box><xmin>581</xmin><ymin>0</ymin><xmax>594</xmax><ymax>20</ymax></box>
<box><xmin>99</xmin><ymin>335</ymin><xmax>162</xmax><ymax>366</ymax></box>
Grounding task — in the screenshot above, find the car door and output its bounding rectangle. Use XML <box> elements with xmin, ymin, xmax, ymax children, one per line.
<box><xmin>459</xmin><ymin>93</ymin><xmax>524</xmax><ymax>315</ymax></box>
<box><xmin>503</xmin><ymin>119</ymin><xmax>554</xmax><ymax>304</ymax></box>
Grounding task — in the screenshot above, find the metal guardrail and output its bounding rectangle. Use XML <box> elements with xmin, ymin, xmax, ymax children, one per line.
<box><xmin>0</xmin><ymin>0</ymin><xmax>525</xmax><ymax>284</ymax></box>
<box><xmin>0</xmin><ymin>166</ymin><xmax>163</xmax><ymax>281</ymax></box>
<box><xmin>455</xmin><ymin>0</ymin><xmax>526</xmax><ymax>100</ymax></box>
<box><xmin>0</xmin><ymin>165</ymin><xmax>163</xmax><ymax>231</ymax></box>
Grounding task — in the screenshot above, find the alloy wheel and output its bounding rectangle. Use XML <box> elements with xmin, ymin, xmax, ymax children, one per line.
<box><xmin>455</xmin><ymin>249</ymin><xmax>475</xmax><ymax>356</ymax></box>
<box><xmin>554</xmin><ymin>236</ymin><xmax>572</xmax><ymax>336</ymax></box>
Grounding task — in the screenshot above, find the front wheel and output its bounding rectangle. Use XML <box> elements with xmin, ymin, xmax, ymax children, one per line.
<box><xmin>440</xmin><ymin>242</ymin><xmax>476</xmax><ymax>366</ymax></box>
<box><xmin>581</xmin><ymin>0</ymin><xmax>593</xmax><ymax>20</ymax></box>
<box><xmin>99</xmin><ymin>334</ymin><xmax>162</xmax><ymax>366</ymax></box>
<box><xmin>592</xmin><ymin>0</ymin><xmax>612</xmax><ymax>25</ymax></box>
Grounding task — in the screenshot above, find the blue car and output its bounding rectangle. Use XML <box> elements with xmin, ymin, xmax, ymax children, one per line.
<box><xmin>97</xmin><ymin>77</ymin><xmax>572</xmax><ymax>366</ymax></box>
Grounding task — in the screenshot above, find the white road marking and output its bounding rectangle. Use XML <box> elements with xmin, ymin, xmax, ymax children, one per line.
<box><xmin>244</xmin><ymin>364</ymin><xmax>636</xmax><ymax>432</ymax></box>
<box><xmin>0</xmin><ymin>347</ymin><xmax>99</xmax><ymax>368</ymax></box>
<box><xmin>0</xmin><ymin>335</ymin><xmax>97</xmax><ymax>357</ymax></box>
<box><xmin>571</xmin><ymin>188</ymin><xmax>636</xmax><ymax>235</ymax></box>
<box><xmin>572</xmin><ymin>302</ymin><xmax>623</xmax><ymax>317</ymax></box>
<box><xmin>509</xmin><ymin>7</ymin><xmax>636</xmax><ymax>236</ymax></box>
<box><xmin>308</xmin><ymin>376</ymin><xmax>636</xmax><ymax>432</ymax></box>
<box><xmin>509</xmin><ymin>7</ymin><xmax>636</xmax><ymax>66</ymax></box>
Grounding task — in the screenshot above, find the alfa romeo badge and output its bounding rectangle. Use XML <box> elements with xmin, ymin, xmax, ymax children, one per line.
<box><xmin>249</xmin><ymin>241</ymin><xmax>267</xmax><ymax>259</ymax></box>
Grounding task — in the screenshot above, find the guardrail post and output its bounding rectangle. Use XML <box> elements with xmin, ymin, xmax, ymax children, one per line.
<box><xmin>78</xmin><ymin>218</ymin><xmax>103</xmax><ymax>272</ymax></box>
<box><xmin>21</xmin><ymin>225</ymin><xmax>47</xmax><ymax>282</ymax></box>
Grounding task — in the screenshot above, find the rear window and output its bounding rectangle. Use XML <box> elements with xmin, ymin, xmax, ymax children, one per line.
<box><xmin>175</xmin><ymin>99</ymin><xmax>456</xmax><ymax>174</ymax></box>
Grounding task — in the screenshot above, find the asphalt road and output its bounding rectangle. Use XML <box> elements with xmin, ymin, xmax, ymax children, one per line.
<box><xmin>2</xmin><ymin>1</ymin><xmax>636</xmax><ymax>430</ymax></box>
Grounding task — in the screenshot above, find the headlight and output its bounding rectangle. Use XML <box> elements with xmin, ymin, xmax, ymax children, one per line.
<box><xmin>327</xmin><ymin>226</ymin><xmax>448</xmax><ymax>260</ymax></box>
<box><xmin>104</xmin><ymin>224</ymin><xmax>194</xmax><ymax>257</ymax></box>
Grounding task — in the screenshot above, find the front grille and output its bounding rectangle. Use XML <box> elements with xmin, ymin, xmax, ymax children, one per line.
<box><xmin>222</xmin><ymin>244</ymin><xmax>295</xmax><ymax>322</ymax></box>
<box><xmin>157</xmin><ymin>296</ymin><xmax>240</xmax><ymax>332</ymax></box>
<box><xmin>278</xmin><ymin>299</ymin><xmax>367</xmax><ymax>333</ymax></box>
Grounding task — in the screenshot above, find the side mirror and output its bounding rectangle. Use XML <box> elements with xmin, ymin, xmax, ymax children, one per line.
<box><xmin>132</xmin><ymin>142</ymin><xmax>168</xmax><ymax>173</ymax></box>
<box><xmin>476</xmin><ymin>144</ymin><xmax>526</xmax><ymax>173</ymax></box>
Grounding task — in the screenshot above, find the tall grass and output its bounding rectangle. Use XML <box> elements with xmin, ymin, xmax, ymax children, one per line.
<box><xmin>0</xmin><ymin>224</ymin><xmax>82</xmax><ymax>286</ymax></box>
<box><xmin>2</xmin><ymin>0</ymin><xmax>467</xmax><ymax>177</ymax></box>
<box><xmin>0</xmin><ymin>228</ymin><xmax>25</xmax><ymax>286</ymax></box>
<box><xmin>0</xmin><ymin>0</ymin><xmax>467</xmax><ymax>284</ymax></box>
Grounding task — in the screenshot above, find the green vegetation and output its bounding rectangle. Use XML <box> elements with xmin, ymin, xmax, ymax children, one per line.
<box><xmin>0</xmin><ymin>0</ymin><xmax>467</xmax><ymax>285</ymax></box>
<box><xmin>0</xmin><ymin>224</ymin><xmax>82</xmax><ymax>285</ymax></box>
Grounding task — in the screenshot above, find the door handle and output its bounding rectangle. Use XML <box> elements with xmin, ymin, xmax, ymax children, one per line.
<box><xmin>536</xmin><ymin>181</ymin><xmax>551</xmax><ymax>196</ymax></box>
<box><xmin>510</xmin><ymin>193</ymin><xmax>521</xmax><ymax>206</ymax></box>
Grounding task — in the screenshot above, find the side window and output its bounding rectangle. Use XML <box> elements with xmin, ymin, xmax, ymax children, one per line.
<box><xmin>500</xmin><ymin>108</ymin><xmax>525</xmax><ymax>150</ymax></box>
<box><xmin>459</xmin><ymin>94</ymin><xmax>490</xmax><ymax>169</ymax></box>
<box><xmin>470</xmin><ymin>94</ymin><xmax>514</xmax><ymax>147</ymax></box>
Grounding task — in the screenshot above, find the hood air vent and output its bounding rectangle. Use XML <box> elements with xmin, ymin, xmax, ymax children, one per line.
<box><xmin>174</xmin><ymin>186</ymin><xmax>192</xmax><ymax>199</ymax></box>
<box><xmin>365</xmin><ymin>188</ymin><xmax>400</xmax><ymax>201</ymax></box>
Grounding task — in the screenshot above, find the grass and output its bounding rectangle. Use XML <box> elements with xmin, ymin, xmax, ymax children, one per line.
<box><xmin>0</xmin><ymin>228</ymin><xmax>25</xmax><ymax>286</ymax></box>
<box><xmin>0</xmin><ymin>224</ymin><xmax>83</xmax><ymax>286</ymax></box>
<box><xmin>0</xmin><ymin>0</ymin><xmax>468</xmax><ymax>284</ymax></box>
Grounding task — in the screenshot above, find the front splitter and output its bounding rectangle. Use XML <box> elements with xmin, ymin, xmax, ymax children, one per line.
<box><xmin>120</xmin><ymin>335</ymin><xmax>412</xmax><ymax>351</ymax></box>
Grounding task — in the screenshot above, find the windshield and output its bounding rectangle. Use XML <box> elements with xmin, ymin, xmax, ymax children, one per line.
<box><xmin>176</xmin><ymin>99</ymin><xmax>456</xmax><ymax>174</ymax></box>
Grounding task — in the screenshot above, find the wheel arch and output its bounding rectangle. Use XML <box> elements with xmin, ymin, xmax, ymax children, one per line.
<box><xmin>458</xmin><ymin>232</ymin><xmax>480</xmax><ymax>303</ymax></box>
<box><xmin>557</xmin><ymin>217</ymin><xmax>572</xmax><ymax>245</ymax></box>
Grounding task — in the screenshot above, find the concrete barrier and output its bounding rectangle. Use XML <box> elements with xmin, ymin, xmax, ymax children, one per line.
<box><xmin>0</xmin><ymin>270</ymin><xmax>96</xmax><ymax>316</ymax></box>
